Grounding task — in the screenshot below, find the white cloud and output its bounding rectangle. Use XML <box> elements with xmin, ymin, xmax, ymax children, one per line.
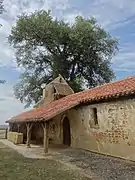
<box><xmin>0</xmin><ymin>0</ymin><xmax>135</xmax><ymax>69</ymax></box>
<box><xmin>64</xmin><ymin>11</ymin><xmax>83</xmax><ymax>24</ymax></box>
<box><xmin>0</xmin><ymin>0</ymin><xmax>70</xmax><ymax>69</ymax></box>
<box><xmin>112</xmin><ymin>42</ymin><xmax>135</xmax><ymax>73</ymax></box>
<box><xmin>60</xmin><ymin>0</ymin><xmax>135</xmax><ymax>31</ymax></box>
<box><xmin>0</xmin><ymin>83</ymin><xmax>27</xmax><ymax>124</ymax></box>
<box><xmin>82</xmin><ymin>0</ymin><xmax>135</xmax><ymax>30</ymax></box>
<box><xmin>43</xmin><ymin>0</ymin><xmax>70</xmax><ymax>10</ymax></box>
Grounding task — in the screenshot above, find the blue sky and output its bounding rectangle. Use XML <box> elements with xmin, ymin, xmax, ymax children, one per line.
<box><xmin>0</xmin><ymin>0</ymin><xmax>135</xmax><ymax>124</ymax></box>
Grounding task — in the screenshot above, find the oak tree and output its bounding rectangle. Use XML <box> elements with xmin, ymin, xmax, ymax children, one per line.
<box><xmin>9</xmin><ymin>10</ymin><xmax>118</xmax><ymax>107</ymax></box>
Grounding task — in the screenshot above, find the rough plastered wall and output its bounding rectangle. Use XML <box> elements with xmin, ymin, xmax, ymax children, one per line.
<box><xmin>67</xmin><ymin>99</ymin><xmax>135</xmax><ymax>161</ymax></box>
<box><xmin>29</xmin><ymin>114</ymin><xmax>63</xmax><ymax>145</ymax></box>
<box><xmin>43</xmin><ymin>84</ymin><xmax>55</xmax><ymax>105</ymax></box>
<box><xmin>30</xmin><ymin>123</ymin><xmax>43</xmax><ymax>144</ymax></box>
<box><xmin>19</xmin><ymin>124</ymin><xmax>27</xmax><ymax>142</ymax></box>
<box><xmin>48</xmin><ymin>114</ymin><xmax>63</xmax><ymax>144</ymax></box>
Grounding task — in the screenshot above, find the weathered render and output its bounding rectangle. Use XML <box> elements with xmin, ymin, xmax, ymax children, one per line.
<box><xmin>66</xmin><ymin>99</ymin><xmax>135</xmax><ymax>161</ymax></box>
<box><xmin>22</xmin><ymin>114</ymin><xmax>64</xmax><ymax>145</ymax></box>
<box><xmin>34</xmin><ymin>74</ymin><xmax>74</xmax><ymax>108</ymax></box>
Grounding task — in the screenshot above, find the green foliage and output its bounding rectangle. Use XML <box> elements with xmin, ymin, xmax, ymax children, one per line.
<box><xmin>0</xmin><ymin>0</ymin><xmax>4</xmax><ymax>14</ymax></box>
<box><xmin>9</xmin><ymin>10</ymin><xmax>118</xmax><ymax>107</ymax></box>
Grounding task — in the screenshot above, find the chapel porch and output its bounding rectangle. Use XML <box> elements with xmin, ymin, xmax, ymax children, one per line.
<box><xmin>0</xmin><ymin>139</ymin><xmax>70</xmax><ymax>158</ymax></box>
<box><xmin>8</xmin><ymin>114</ymin><xmax>71</xmax><ymax>154</ymax></box>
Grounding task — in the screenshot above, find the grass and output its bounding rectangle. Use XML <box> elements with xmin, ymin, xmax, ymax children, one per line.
<box><xmin>0</xmin><ymin>142</ymin><xmax>89</xmax><ymax>180</ymax></box>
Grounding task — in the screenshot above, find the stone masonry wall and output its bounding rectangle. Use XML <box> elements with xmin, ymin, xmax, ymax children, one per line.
<box><xmin>42</xmin><ymin>84</ymin><xmax>55</xmax><ymax>106</ymax></box>
<box><xmin>67</xmin><ymin>99</ymin><xmax>135</xmax><ymax>161</ymax></box>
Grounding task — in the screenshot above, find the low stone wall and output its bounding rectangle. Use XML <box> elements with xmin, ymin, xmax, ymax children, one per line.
<box><xmin>7</xmin><ymin>132</ymin><xmax>23</xmax><ymax>144</ymax></box>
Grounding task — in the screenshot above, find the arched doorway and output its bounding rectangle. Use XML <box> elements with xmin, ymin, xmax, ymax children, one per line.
<box><xmin>63</xmin><ymin>117</ymin><xmax>71</xmax><ymax>146</ymax></box>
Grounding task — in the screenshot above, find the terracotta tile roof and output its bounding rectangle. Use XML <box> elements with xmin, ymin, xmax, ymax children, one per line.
<box><xmin>6</xmin><ymin>76</ymin><xmax>135</xmax><ymax>123</ymax></box>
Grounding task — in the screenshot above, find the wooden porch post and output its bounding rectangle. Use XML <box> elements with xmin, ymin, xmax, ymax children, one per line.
<box><xmin>42</xmin><ymin>122</ymin><xmax>49</xmax><ymax>153</ymax></box>
<box><xmin>26</xmin><ymin>123</ymin><xmax>33</xmax><ymax>148</ymax></box>
<box><xmin>17</xmin><ymin>124</ymin><xmax>20</xmax><ymax>133</ymax></box>
<box><xmin>5</xmin><ymin>128</ymin><xmax>8</xmax><ymax>139</ymax></box>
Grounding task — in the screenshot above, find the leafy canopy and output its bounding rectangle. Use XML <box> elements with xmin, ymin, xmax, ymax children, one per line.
<box><xmin>9</xmin><ymin>10</ymin><xmax>118</xmax><ymax>107</ymax></box>
<box><xmin>0</xmin><ymin>0</ymin><xmax>3</xmax><ymax>14</ymax></box>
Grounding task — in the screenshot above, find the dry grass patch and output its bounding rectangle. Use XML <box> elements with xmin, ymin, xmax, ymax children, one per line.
<box><xmin>0</xmin><ymin>142</ymin><xmax>90</xmax><ymax>180</ymax></box>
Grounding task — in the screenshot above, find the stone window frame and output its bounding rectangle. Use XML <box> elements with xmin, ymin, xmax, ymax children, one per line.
<box><xmin>89</xmin><ymin>107</ymin><xmax>99</xmax><ymax>129</ymax></box>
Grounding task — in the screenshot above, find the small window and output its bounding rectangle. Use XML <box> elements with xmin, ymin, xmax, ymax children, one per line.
<box><xmin>93</xmin><ymin>108</ymin><xmax>98</xmax><ymax>125</ymax></box>
<box><xmin>53</xmin><ymin>87</ymin><xmax>56</xmax><ymax>93</ymax></box>
<box><xmin>89</xmin><ymin>108</ymin><xmax>99</xmax><ymax>129</ymax></box>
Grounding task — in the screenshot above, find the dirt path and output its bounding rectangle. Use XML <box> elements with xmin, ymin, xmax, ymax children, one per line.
<box><xmin>1</xmin><ymin>139</ymin><xmax>135</xmax><ymax>180</ymax></box>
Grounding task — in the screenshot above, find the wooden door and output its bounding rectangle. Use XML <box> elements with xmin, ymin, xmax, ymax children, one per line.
<box><xmin>63</xmin><ymin>117</ymin><xmax>71</xmax><ymax>146</ymax></box>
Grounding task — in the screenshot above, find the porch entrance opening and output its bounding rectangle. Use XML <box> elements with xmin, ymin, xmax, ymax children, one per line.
<box><xmin>63</xmin><ymin>117</ymin><xmax>71</xmax><ymax>146</ymax></box>
<box><xmin>31</xmin><ymin>123</ymin><xmax>43</xmax><ymax>145</ymax></box>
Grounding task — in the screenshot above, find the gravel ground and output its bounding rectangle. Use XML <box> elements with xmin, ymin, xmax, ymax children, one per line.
<box><xmin>2</xmin><ymin>139</ymin><xmax>135</xmax><ymax>180</ymax></box>
<box><xmin>53</xmin><ymin>149</ymin><xmax>135</xmax><ymax>180</ymax></box>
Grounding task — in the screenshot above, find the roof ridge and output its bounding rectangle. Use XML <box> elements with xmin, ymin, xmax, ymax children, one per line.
<box><xmin>86</xmin><ymin>76</ymin><xmax>135</xmax><ymax>92</ymax></box>
<box><xmin>7</xmin><ymin>75</ymin><xmax>135</xmax><ymax>123</ymax></box>
<box><xmin>63</xmin><ymin>76</ymin><xmax>135</xmax><ymax>98</ymax></box>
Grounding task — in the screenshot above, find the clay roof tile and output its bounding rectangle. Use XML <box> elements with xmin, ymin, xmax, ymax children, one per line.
<box><xmin>6</xmin><ymin>76</ymin><xmax>135</xmax><ymax>123</ymax></box>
